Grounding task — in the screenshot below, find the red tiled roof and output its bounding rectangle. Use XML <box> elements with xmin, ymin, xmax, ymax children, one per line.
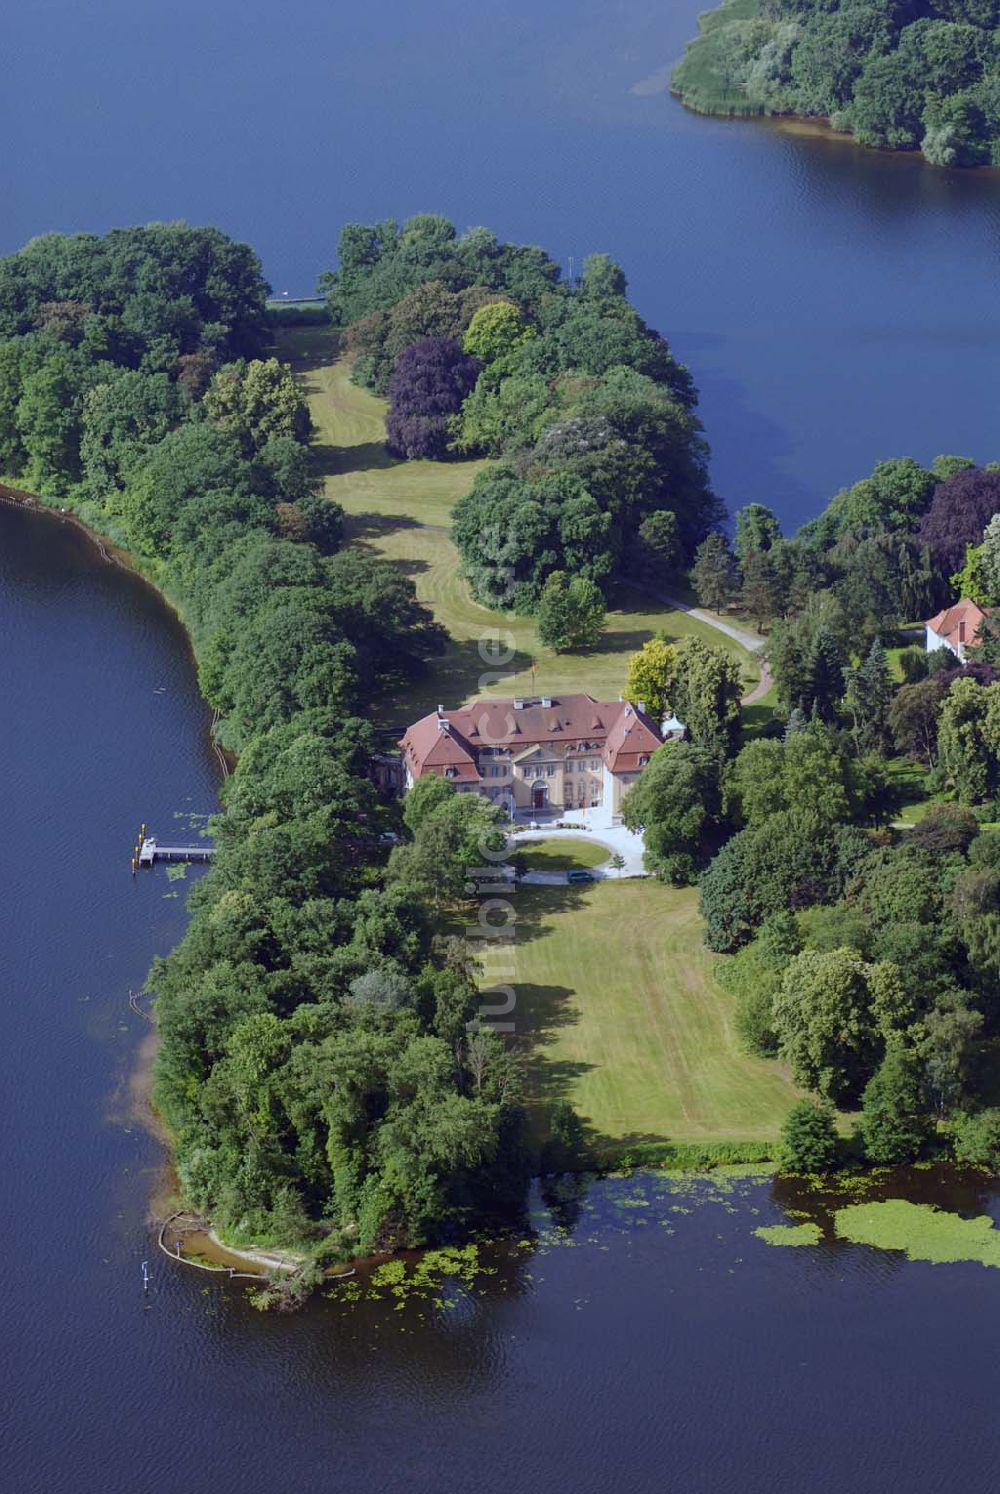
<box><xmin>603</xmin><ymin>704</ymin><xmax>663</xmax><ymax>772</ymax></box>
<box><xmin>926</xmin><ymin>598</ymin><xmax>989</xmax><ymax>649</ymax></box>
<box><xmin>401</xmin><ymin>715</ymin><xmax>481</xmax><ymax>783</ymax></box>
<box><xmin>399</xmin><ymin>695</ymin><xmax>663</xmax><ymax>780</ymax></box>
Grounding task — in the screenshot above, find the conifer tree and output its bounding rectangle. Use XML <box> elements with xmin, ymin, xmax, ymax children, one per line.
<box><xmin>804</xmin><ymin>624</ymin><xmax>845</xmax><ymax>722</ymax></box>
<box><xmin>843</xmin><ymin>637</ymin><xmax>892</xmax><ymax>752</ymax></box>
<box><xmin>691</xmin><ymin>532</ymin><xmax>737</xmax><ymax>612</ymax></box>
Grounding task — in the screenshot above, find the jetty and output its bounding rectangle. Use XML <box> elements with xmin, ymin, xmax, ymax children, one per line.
<box><xmin>131</xmin><ymin>824</ymin><xmax>215</xmax><ymax>873</ymax></box>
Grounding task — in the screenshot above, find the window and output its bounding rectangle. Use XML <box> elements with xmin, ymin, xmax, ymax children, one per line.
<box><xmin>639</xmin><ymin>755</ymin><xmax>649</xmax><ymax>766</ymax></box>
<box><xmin>590</xmin><ymin>759</ymin><xmax>600</xmax><ymax>772</ymax></box>
<box><xmin>565</xmin><ymin>760</ymin><xmax>575</xmax><ymax>772</ymax></box>
<box><xmin>444</xmin><ymin>768</ymin><xmax>456</xmax><ymax>779</ymax></box>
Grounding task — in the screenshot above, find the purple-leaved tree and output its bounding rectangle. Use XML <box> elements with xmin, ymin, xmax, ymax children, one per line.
<box><xmin>920</xmin><ymin>468</ymin><xmax>1000</xmax><ymax>576</ymax></box>
<box><xmin>385</xmin><ymin>337</ymin><xmax>480</xmax><ymax>460</ymax></box>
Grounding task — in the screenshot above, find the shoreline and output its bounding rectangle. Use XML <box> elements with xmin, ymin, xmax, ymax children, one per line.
<box><xmin>670</xmin><ymin>92</ymin><xmax>1000</xmax><ymax>178</ymax></box>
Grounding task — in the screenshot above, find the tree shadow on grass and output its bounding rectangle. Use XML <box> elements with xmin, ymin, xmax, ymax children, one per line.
<box><xmin>742</xmin><ymin>699</ymin><xmax>781</xmax><ymax>739</ymax></box>
<box><xmin>273</xmin><ymin>324</ymin><xmax>340</xmax><ymax>373</ymax></box>
<box><xmin>344</xmin><ymin>511</ymin><xmax>429</xmax><ymax>543</ymax></box>
<box><xmin>511</xmin><ymin>982</ymin><xmax>583</xmax><ymax>1047</ymax></box>
<box><xmin>590</xmin><ymin>626</ymin><xmax>661</xmax><ymax>657</ymax></box>
<box><xmin>313</xmin><ymin>439</ymin><xmax>399</xmax><ymax>480</ymax></box>
<box><xmin>373</xmin><ymin>637</ymin><xmax>539</xmax><ymax>727</ymax></box>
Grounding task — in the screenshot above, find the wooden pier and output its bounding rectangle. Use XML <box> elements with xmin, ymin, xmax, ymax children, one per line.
<box><xmin>131</xmin><ymin>825</ymin><xmax>215</xmax><ymax>873</ymax></box>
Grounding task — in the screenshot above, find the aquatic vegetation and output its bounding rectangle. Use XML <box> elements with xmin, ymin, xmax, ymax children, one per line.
<box><xmin>754</xmin><ymin>1222</ymin><xmax>823</xmax><ymax>1248</ymax></box>
<box><xmin>834</xmin><ymin>1200</ymin><xmax>1000</xmax><ymax>1269</ymax></box>
<box><xmin>330</xmin><ymin>1243</ymin><xmax>492</xmax><ymax>1309</ymax></box>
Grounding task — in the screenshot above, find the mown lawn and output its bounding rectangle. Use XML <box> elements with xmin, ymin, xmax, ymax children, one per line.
<box><xmin>278</xmin><ymin>324</ymin><xmax>488</xmax><ymax>527</ymax></box>
<box><xmin>514</xmin><ymin>838</ymin><xmax>609</xmax><ymax>872</ymax></box>
<box><xmin>494</xmin><ymin>881</ymin><xmax>801</xmax><ymax>1150</ymax></box>
<box><xmin>277</xmin><ymin>325</ymin><xmax>759</xmax><ymax>726</ymax></box>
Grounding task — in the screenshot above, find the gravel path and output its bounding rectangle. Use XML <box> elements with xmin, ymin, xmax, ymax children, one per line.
<box><xmin>653</xmin><ymin>588</ymin><xmax>774</xmax><ymax>707</ymax></box>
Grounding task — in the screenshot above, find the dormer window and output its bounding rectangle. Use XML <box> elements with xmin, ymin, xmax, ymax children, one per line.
<box><xmin>639</xmin><ymin>755</ymin><xmax>649</xmax><ymax>766</ymax></box>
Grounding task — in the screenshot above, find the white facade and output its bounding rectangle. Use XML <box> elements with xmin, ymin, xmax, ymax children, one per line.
<box><xmin>925</xmin><ymin>624</ymin><xmax>957</xmax><ymax>659</ymax></box>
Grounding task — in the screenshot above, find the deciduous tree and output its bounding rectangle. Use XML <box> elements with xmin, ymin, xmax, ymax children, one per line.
<box><xmin>625</xmin><ymin>636</ymin><xmax>680</xmax><ymax>722</ymax></box>
<box><xmin>535</xmin><ymin>571</ymin><xmax>606</xmax><ymax>651</ymax></box>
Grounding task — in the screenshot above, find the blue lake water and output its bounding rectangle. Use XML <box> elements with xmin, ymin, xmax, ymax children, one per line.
<box><xmin>8</xmin><ymin>0</ymin><xmax>1000</xmax><ymax>527</ymax></box>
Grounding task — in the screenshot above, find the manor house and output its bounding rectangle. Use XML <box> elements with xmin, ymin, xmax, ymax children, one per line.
<box><xmin>399</xmin><ymin>694</ymin><xmax>664</xmax><ymax>824</ymax></box>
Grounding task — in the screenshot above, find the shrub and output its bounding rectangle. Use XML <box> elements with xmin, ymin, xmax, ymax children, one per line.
<box><xmin>778</xmin><ymin>1100</ymin><xmax>838</xmax><ymax>1174</ymax></box>
<box><xmin>898</xmin><ymin>647</ymin><xmax>929</xmax><ymax>684</ymax></box>
<box><xmin>952</xmin><ymin>1108</ymin><xmax>1000</xmax><ymax>1170</ymax></box>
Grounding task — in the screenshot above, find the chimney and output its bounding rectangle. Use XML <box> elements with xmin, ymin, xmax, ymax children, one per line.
<box><xmin>513</xmin><ymin>698</ymin><xmax>524</xmax><ymax>710</ymax></box>
<box><xmin>541</xmin><ymin>695</ymin><xmax>552</xmax><ymax>708</ymax></box>
<box><xmin>437</xmin><ymin>704</ymin><xmax>444</xmax><ymax>715</ymax></box>
<box><xmin>638</xmin><ymin>700</ymin><xmax>646</xmax><ymax>715</ymax></box>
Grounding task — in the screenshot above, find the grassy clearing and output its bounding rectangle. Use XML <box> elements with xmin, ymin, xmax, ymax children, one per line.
<box><xmin>834</xmin><ymin>1200</ymin><xmax>1000</xmax><ymax>1268</ymax></box>
<box><xmin>496</xmin><ymin>881</ymin><xmax>801</xmax><ymax>1151</ymax></box>
<box><xmin>277</xmin><ymin>325</ymin><xmax>759</xmax><ymax>725</ymax></box>
<box><xmin>514</xmin><ymin>838</ymin><xmax>609</xmax><ymax>872</ymax></box>
<box><xmin>887</xmin><ymin>757</ymin><xmax>937</xmax><ymax>826</ymax></box>
<box><xmin>369</xmin><ymin>522</ymin><xmax>758</xmax><ymax>723</ymax></box>
<box><xmin>276</xmin><ymin>324</ymin><xmax>486</xmax><ymax>527</ymax></box>
<box><xmin>742</xmin><ymin>680</ymin><xmax>780</xmax><ymax>738</ymax></box>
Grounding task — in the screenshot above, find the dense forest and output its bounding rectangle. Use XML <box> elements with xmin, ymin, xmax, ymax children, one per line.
<box><xmin>0</xmin><ymin>224</ymin><xmax>527</xmax><ymax>1264</ymax></box>
<box><xmin>671</xmin><ymin>0</ymin><xmax>1000</xmax><ymax>167</ymax></box>
<box><xmin>626</xmin><ymin>452</ymin><xmax>1000</xmax><ymax>1172</ymax></box>
<box><xmin>320</xmin><ymin>215</ymin><xmax>721</xmax><ymax>616</ymax></box>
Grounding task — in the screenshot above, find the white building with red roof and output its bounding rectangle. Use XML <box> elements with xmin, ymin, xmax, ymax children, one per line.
<box><xmin>925</xmin><ymin>598</ymin><xmax>990</xmax><ymax>662</ymax></box>
<box><xmin>399</xmin><ymin>693</ymin><xmax>665</xmax><ymax>825</ymax></box>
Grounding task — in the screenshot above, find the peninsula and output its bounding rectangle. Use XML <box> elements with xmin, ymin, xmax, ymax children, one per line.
<box><xmin>6</xmin><ymin>212</ymin><xmax>1000</xmax><ymax>1291</ymax></box>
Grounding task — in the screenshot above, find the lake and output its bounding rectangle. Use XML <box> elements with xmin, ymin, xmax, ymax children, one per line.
<box><xmin>3</xmin><ymin>503</ymin><xmax>1000</xmax><ymax>1491</ymax></box>
<box><xmin>7</xmin><ymin>0</ymin><xmax>1000</xmax><ymax>529</ymax></box>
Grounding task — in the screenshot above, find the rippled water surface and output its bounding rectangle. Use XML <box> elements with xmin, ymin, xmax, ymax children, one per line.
<box><xmin>9</xmin><ymin>0</ymin><xmax>1000</xmax><ymax>525</ymax></box>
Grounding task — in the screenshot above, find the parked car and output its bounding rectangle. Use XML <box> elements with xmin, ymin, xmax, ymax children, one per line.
<box><xmin>567</xmin><ymin>869</ymin><xmax>595</xmax><ymax>883</ymax></box>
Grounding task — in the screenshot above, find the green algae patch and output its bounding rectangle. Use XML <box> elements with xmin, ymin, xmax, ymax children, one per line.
<box><xmin>834</xmin><ymin>1200</ymin><xmax>1000</xmax><ymax>1269</ymax></box>
<box><xmin>328</xmin><ymin>1243</ymin><xmax>495</xmax><ymax>1310</ymax></box>
<box><xmin>754</xmin><ymin>1222</ymin><xmax>823</xmax><ymax>1248</ymax></box>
